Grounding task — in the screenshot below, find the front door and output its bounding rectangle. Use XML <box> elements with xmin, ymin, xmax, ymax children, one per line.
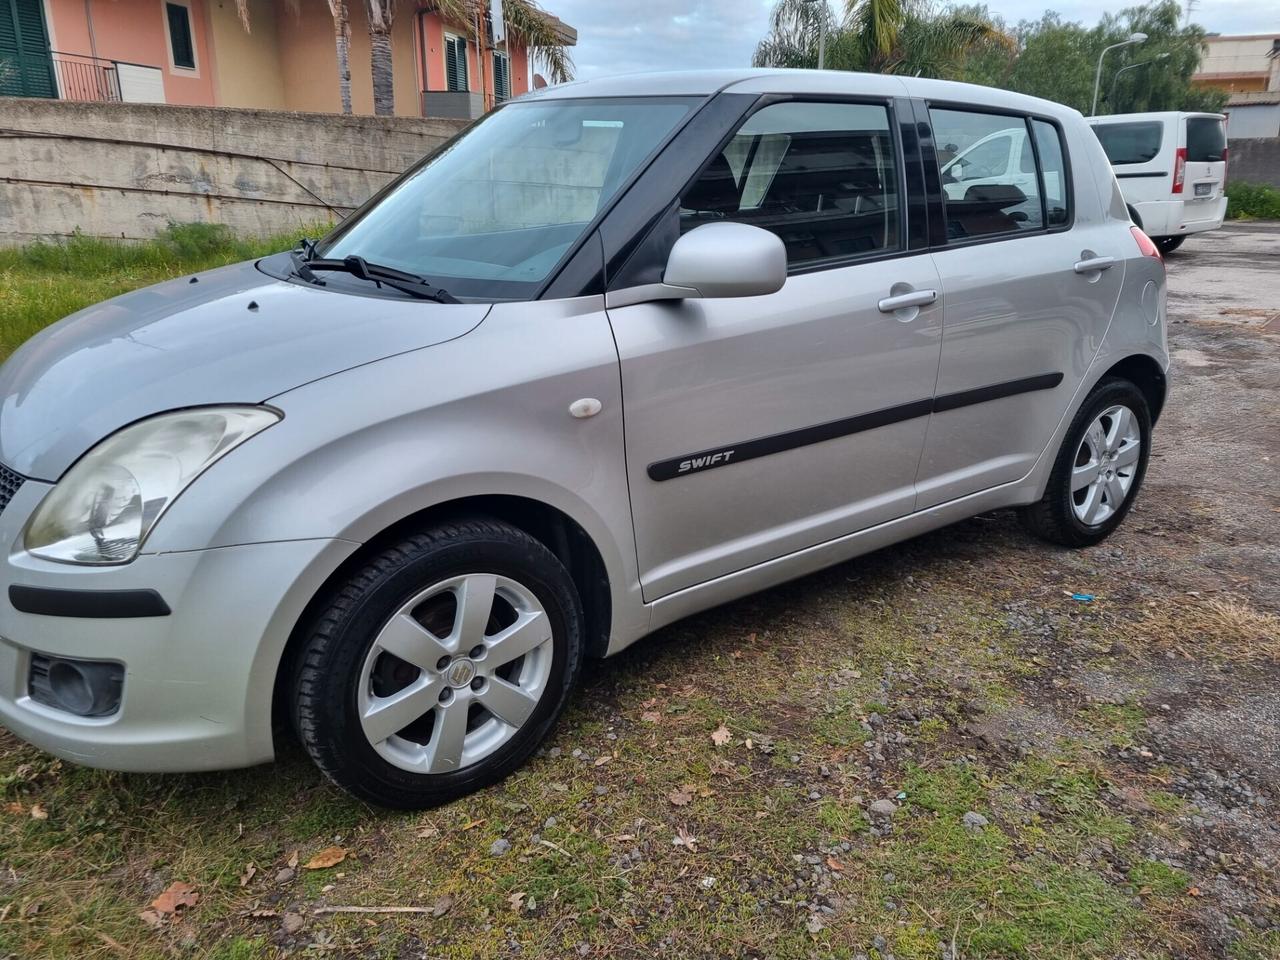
<box><xmin>608</xmin><ymin>99</ymin><xmax>943</xmax><ymax>600</ymax></box>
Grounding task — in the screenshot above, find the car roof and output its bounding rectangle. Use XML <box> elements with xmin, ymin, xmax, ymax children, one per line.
<box><xmin>521</xmin><ymin>68</ymin><xmax>1081</xmax><ymax>121</ymax></box>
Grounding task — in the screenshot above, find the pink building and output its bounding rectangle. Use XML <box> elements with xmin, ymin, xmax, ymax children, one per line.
<box><xmin>0</xmin><ymin>0</ymin><xmax>575</xmax><ymax>117</ymax></box>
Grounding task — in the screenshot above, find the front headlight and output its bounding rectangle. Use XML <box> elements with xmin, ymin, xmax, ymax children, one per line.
<box><xmin>24</xmin><ymin>406</ymin><xmax>280</xmax><ymax>565</ymax></box>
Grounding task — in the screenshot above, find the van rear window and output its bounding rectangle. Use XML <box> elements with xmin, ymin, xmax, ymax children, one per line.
<box><xmin>1092</xmin><ymin>122</ymin><xmax>1163</xmax><ymax>165</ymax></box>
<box><xmin>1186</xmin><ymin>117</ymin><xmax>1226</xmax><ymax>162</ymax></box>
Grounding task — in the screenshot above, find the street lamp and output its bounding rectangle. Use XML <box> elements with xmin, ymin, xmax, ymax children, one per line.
<box><xmin>1091</xmin><ymin>32</ymin><xmax>1148</xmax><ymax>116</ymax></box>
<box><xmin>1108</xmin><ymin>52</ymin><xmax>1171</xmax><ymax>112</ymax></box>
<box><xmin>804</xmin><ymin>0</ymin><xmax>828</xmax><ymax>69</ymax></box>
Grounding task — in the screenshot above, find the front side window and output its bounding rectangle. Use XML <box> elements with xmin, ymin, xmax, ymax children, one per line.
<box><xmin>321</xmin><ymin>98</ymin><xmax>693</xmax><ymax>299</ymax></box>
<box><xmin>1092</xmin><ymin>121</ymin><xmax>1163</xmax><ymax>165</ymax></box>
<box><xmin>165</xmin><ymin>2</ymin><xmax>195</xmax><ymax>70</ymax></box>
<box><xmin>680</xmin><ymin>101</ymin><xmax>901</xmax><ymax>269</ymax></box>
<box><xmin>932</xmin><ymin>108</ymin><xmax>1043</xmax><ymax>240</ymax></box>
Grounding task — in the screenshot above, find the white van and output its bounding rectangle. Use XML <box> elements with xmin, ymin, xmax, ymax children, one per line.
<box><xmin>1087</xmin><ymin>112</ymin><xmax>1228</xmax><ymax>254</ymax></box>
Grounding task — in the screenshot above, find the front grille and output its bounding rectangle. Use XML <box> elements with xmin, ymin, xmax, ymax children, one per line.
<box><xmin>0</xmin><ymin>463</ymin><xmax>25</xmax><ymax>516</ymax></box>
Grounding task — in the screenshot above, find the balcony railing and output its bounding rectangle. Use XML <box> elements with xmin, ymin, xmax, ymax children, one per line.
<box><xmin>51</xmin><ymin>52</ymin><xmax>121</xmax><ymax>103</ymax></box>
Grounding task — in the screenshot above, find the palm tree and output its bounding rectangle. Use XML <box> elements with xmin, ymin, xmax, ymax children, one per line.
<box><xmin>754</xmin><ymin>0</ymin><xmax>1010</xmax><ymax>78</ymax></box>
<box><xmin>365</xmin><ymin>0</ymin><xmax>396</xmax><ymax>116</ymax></box>
<box><xmin>329</xmin><ymin>0</ymin><xmax>353</xmax><ymax>115</ymax></box>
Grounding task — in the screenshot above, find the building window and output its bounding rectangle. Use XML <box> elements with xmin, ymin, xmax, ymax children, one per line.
<box><xmin>444</xmin><ymin>34</ymin><xmax>469</xmax><ymax>91</ymax></box>
<box><xmin>492</xmin><ymin>51</ymin><xmax>511</xmax><ymax>102</ymax></box>
<box><xmin>165</xmin><ymin>2</ymin><xmax>196</xmax><ymax>70</ymax></box>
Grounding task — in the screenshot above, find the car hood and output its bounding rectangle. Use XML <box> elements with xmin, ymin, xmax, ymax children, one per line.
<box><xmin>0</xmin><ymin>258</ymin><xmax>490</xmax><ymax>480</ymax></box>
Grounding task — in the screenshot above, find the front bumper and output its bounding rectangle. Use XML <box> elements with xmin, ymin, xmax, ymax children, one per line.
<box><xmin>0</xmin><ymin>479</ymin><xmax>356</xmax><ymax>771</ymax></box>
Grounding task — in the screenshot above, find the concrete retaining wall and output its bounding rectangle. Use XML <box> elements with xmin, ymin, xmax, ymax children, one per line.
<box><xmin>1228</xmin><ymin>138</ymin><xmax>1280</xmax><ymax>189</ymax></box>
<box><xmin>0</xmin><ymin>99</ymin><xmax>469</xmax><ymax>245</ymax></box>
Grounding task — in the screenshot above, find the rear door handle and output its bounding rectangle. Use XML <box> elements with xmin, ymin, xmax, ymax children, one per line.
<box><xmin>1074</xmin><ymin>256</ymin><xmax>1118</xmax><ymax>274</ymax></box>
<box><xmin>877</xmin><ymin>289</ymin><xmax>937</xmax><ymax>313</ymax></box>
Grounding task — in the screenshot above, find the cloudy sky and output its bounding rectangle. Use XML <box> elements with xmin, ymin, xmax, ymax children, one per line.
<box><xmin>544</xmin><ymin>0</ymin><xmax>1277</xmax><ymax>81</ymax></box>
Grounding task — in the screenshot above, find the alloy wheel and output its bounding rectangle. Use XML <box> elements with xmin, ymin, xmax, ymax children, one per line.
<box><xmin>1070</xmin><ymin>404</ymin><xmax>1141</xmax><ymax>526</ymax></box>
<box><xmin>356</xmin><ymin>573</ymin><xmax>554</xmax><ymax>774</ymax></box>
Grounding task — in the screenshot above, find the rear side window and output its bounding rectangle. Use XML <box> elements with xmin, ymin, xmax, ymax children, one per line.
<box><xmin>931</xmin><ymin>108</ymin><xmax>1043</xmax><ymax>240</ymax></box>
<box><xmin>1186</xmin><ymin>117</ymin><xmax>1226</xmax><ymax>162</ymax></box>
<box><xmin>1031</xmin><ymin>119</ymin><xmax>1069</xmax><ymax>227</ymax></box>
<box><xmin>1092</xmin><ymin>122</ymin><xmax>1163</xmax><ymax>165</ymax></box>
<box><xmin>680</xmin><ymin>101</ymin><xmax>901</xmax><ymax>269</ymax></box>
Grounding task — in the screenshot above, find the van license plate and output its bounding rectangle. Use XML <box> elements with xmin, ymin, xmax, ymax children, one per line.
<box><xmin>1194</xmin><ymin>183</ymin><xmax>1212</xmax><ymax>197</ymax></box>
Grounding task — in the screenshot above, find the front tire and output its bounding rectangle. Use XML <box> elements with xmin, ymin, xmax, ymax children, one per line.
<box><xmin>1020</xmin><ymin>378</ymin><xmax>1151</xmax><ymax>548</ymax></box>
<box><xmin>293</xmin><ymin>519</ymin><xmax>583</xmax><ymax>809</ymax></box>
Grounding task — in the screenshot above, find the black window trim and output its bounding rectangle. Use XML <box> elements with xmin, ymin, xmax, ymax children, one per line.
<box><xmin>665</xmin><ymin>92</ymin><xmax>919</xmax><ymax>280</ymax></box>
<box><xmin>918</xmin><ymin>98</ymin><xmax>1076</xmax><ymax>254</ymax></box>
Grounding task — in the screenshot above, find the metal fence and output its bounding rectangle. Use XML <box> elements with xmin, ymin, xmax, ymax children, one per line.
<box><xmin>50</xmin><ymin>52</ymin><xmax>121</xmax><ymax>103</ymax></box>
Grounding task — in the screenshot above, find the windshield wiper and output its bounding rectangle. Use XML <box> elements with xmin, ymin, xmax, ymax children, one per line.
<box><xmin>289</xmin><ymin>248</ymin><xmax>459</xmax><ymax>304</ymax></box>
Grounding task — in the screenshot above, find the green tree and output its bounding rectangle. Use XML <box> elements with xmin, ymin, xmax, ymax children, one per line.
<box><xmin>963</xmin><ymin>2</ymin><xmax>1227</xmax><ymax>114</ymax></box>
<box><xmin>753</xmin><ymin>0</ymin><xmax>1012</xmax><ymax>79</ymax></box>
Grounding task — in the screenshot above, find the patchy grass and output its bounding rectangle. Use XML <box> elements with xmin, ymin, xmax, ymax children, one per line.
<box><xmin>0</xmin><ymin>223</ymin><xmax>323</xmax><ymax>361</ymax></box>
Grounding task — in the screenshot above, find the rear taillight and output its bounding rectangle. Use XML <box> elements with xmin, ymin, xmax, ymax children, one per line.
<box><xmin>1172</xmin><ymin>146</ymin><xmax>1186</xmax><ymax>194</ymax></box>
<box><xmin>1131</xmin><ymin>225</ymin><xmax>1162</xmax><ymax>263</ymax></box>
<box><xmin>1222</xmin><ymin>147</ymin><xmax>1229</xmax><ymax>188</ymax></box>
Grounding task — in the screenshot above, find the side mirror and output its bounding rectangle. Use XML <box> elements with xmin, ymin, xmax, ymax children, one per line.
<box><xmin>606</xmin><ymin>222</ymin><xmax>786</xmax><ymax>308</ymax></box>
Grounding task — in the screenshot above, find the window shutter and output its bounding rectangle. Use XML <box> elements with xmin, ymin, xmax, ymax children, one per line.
<box><xmin>166</xmin><ymin>3</ymin><xmax>195</xmax><ymax>69</ymax></box>
<box><xmin>445</xmin><ymin>38</ymin><xmax>458</xmax><ymax>91</ymax></box>
<box><xmin>2</xmin><ymin>0</ymin><xmax>55</xmax><ymax>98</ymax></box>
<box><xmin>456</xmin><ymin>38</ymin><xmax>468</xmax><ymax>90</ymax></box>
<box><xmin>493</xmin><ymin>52</ymin><xmax>509</xmax><ymax>103</ymax></box>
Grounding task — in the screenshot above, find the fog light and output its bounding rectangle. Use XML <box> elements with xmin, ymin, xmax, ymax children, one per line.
<box><xmin>29</xmin><ymin>654</ymin><xmax>123</xmax><ymax>717</ymax></box>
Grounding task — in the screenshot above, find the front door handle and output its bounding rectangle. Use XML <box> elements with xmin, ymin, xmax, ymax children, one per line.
<box><xmin>877</xmin><ymin>289</ymin><xmax>937</xmax><ymax>313</ymax></box>
<box><xmin>1073</xmin><ymin>256</ymin><xmax>1118</xmax><ymax>274</ymax></box>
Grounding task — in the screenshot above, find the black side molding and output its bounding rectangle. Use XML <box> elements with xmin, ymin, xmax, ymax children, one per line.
<box><xmin>9</xmin><ymin>585</ymin><xmax>171</xmax><ymax>619</ymax></box>
<box><xmin>1116</xmin><ymin>171</ymin><xmax>1168</xmax><ymax>179</ymax></box>
<box><xmin>648</xmin><ymin>372</ymin><xmax>1064</xmax><ymax>481</ymax></box>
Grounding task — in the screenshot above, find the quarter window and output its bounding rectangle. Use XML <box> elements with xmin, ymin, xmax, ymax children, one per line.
<box><xmin>680</xmin><ymin>101</ymin><xmax>901</xmax><ymax>269</ymax></box>
<box><xmin>1092</xmin><ymin>121</ymin><xmax>1163</xmax><ymax>165</ymax></box>
<box><xmin>1032</xmin><ymin>119</ymin><xmax>1070</xmax><ymax>227</ymax></box>
<box><xmin>932</xmin><ymin>108</ymin><xmax>1043</xmax><ymax>240</ymax></box>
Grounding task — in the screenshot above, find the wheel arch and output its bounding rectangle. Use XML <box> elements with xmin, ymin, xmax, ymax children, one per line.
<box><xmin>270</xmin><ymin>494</ymin><xmax>614</xmax><ymax>744</ymax></box>
<box><xmin>1099</xmin><ymin>353</ymin><xmax>1168</xmax><ymax>425</ymax></box>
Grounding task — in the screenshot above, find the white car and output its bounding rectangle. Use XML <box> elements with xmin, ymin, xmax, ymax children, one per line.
<box><xmin>939</xmin><ymin>125</ymin><xmax>1065</xmax><ymax>227</ymax></box>
<box><xmin>1088</xmin><ymin>111</ymin><xmax>1228</xmax><ymax>254</ymax></box>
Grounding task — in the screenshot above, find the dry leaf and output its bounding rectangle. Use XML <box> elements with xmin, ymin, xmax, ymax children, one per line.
<box><xmin>4</xmin><ymin>802</ymin><xmax>24</xmax><ymax>815</ymax></box>
<box><xmin>641</xmin><ymin>711</ymin><xmax>661</xmax><ymax>724</ymax></box>
<box><xmin>286</xmin><ymin>850</ymin><xmax>299</xmax><ymax>869</ymax></box>
<box><xmin>431</xmin><ymin>894</ymin><xmax>454</xmax><ymax>917</ymax></box>
<box><xmin>150</xmin><ymin>881</ymin><xmax>199</xmax><ymax>916</ymax></box>
<box><xmin>594</xmin><ymin>755</ymin><xmax>613</xmax><ymax>767</ymax></box>
<box><xmin>303</xmin><ymin>846</ymin><xmax>347</xmax><ymax>870</ymax></box>
<box><xmin>416</xmin><ymin>826</ymin><xmax>440</xmax><ymax>839</ymax></box>
<box><xmin>825</xmin><ymin>856</ymin><xmax>846</xmax><ymax>872</ymax></box>
<box><xmin>668</xmin><ymin>785</ymin><xmax>695</xmax><ymax>807</ymax></box>
<box><xmin>507</xmin><ymin>891</ymin><xmax>526</xmax><ymax>911</ymax></box>
<box><xmin>710</xmin><ymin>724</ymin><xmax>731</xmax><ymax>746</ymax></box>
<box><xmin>248</xmin><ymin>909</ymin><xmax>279</xmax><ymax>918</ymax></box>
<box><xmin>29</xmin><ymin>803</ymin><xmax>48</xmax><ymax>821</ymax></box>
<box><xmin>460</xmin><ymin>818</ymin><xmax>486</xmax><ymax>831</ymax></box>
<box><xmin>138</xmin><ymin>909</ymin><xmax>165</xmax><ymax>929</ymax></box>
<box><xmin>1188</xmin><ymin>886</ymin><xmax>1203</xmax><ymax>897</ymax></box>
<box><xmin>238</xmin><ymin>863</ymin><xmax>257</xmax><ymax>887</ymax></box>
<box><xmin>672</xmin><ymin>825</ymin><xmax>698</xmax><ymax>852</ymax></box>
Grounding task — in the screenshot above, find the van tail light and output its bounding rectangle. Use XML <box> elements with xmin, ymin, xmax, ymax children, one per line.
<box><xmin>1131</xmin><ymin>225</ymin><xmax>1163</xmax><ymax>263</ymax></box>
<box><xmin>1222</xmin><ymin>147</ymin><xmax>1229</xmax><ymax>188</ymax></box>
<box><xmin>1172</xmin><ymin>146</ymin><xmax>1186</xmax><ymax>194</ymax></box>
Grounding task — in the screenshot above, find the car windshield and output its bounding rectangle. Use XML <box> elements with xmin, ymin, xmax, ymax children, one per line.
<box><xmin>1092</xmin><ymin>121</ymin><xmax>1163</xmax><ymax>165</ymax></box>
<box><xmin>318</xmin><ymin>97</ymin><xmax>695</xmax><ymax>300</ymax></box>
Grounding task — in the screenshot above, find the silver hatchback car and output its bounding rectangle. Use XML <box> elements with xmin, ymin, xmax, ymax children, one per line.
<box><xmin>0</xmin><ymin>70</ymin><xmax>1167</xmax><ymax>808</ymax></box>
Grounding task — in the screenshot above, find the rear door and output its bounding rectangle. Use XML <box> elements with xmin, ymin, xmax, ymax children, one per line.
<box><xmin>916</xmin><ymin>105</ymin><xmax>1126</xmax><ymax>507</ymax></box>
<box><xmin>1090</xmin><ymin>118</ymin><xmax>1170</xmax><ymax>206</ymax></box>
<box><xmin>1181</xmin><ymin>114</ymin><xmax>1228</xmax><ymax>225</ymax></box>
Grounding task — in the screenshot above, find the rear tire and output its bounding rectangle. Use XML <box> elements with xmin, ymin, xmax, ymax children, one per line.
<box><xmin>293</xmin><ymin>518</ymin><xmax>583</xmax><ymax>809</ymax></box>
<box><xmin>1155</xmin><ymin>235</ymin><xmax>1185</xmax><ymax>254</ymax></box>
<box><xmin>1019</xmin><ymin>378</ymin><xmax>1151</xmax><ymax>548</ymax></box>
